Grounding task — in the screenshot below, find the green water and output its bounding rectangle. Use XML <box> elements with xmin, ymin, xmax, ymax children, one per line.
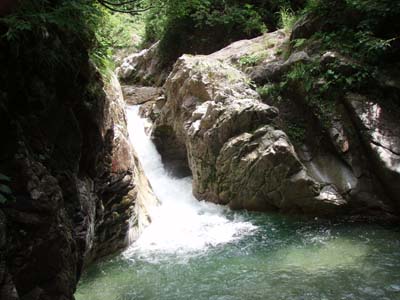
<box><xmin>76</xmin><ymin>213</ymin><xmax>400</xmax><ymax>300</ymax></box>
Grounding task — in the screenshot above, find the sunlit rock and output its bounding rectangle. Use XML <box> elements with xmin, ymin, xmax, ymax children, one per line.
<box><xmin>152</xmin><ymin>54</ymin><xmax>347</xmax><ymax>214</ymax></box>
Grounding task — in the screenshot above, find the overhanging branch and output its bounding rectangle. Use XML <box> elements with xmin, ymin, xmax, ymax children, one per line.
<box><xmin>96</xmin><ymin>0</ymin><xmax>154</xmax><ymax>14</ymax></box>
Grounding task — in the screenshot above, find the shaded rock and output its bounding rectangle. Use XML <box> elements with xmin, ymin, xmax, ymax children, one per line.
<box><xmin>216</xmin><ymin>127</ymin><xmax>346</xmax><ymax>213</ymax></box>
<box><xmin>320</xmin><ymin>51</ymin><xmax>361</xmax><ymax>76</ymax></box>
<box><xmin>290</xmin><ymin>14</ymin><xmax>323</xmax><ymax>41</ymax></box>
<box><xmin>236</xmin><ymin>29</ymin><xmax>397</xmax><ymax>216</ymax></box>
<box><xmin>138</xmin><ymin>95</ymin><xmax>166</xmax><ymax>124</ymax></box>
<box><xmin>122</xmin><ymin>85</ymin><xmax>162</xmax><ymax>105</ymax></box>
<box><xmin>304</xmin><ymin>153</ymin><xmax>357</xmax><ymax>194</ymax></box>
<box><xmin>250</xmin><ymin>51</ymin><xmax>310</xmax><ymax>85</ymax></box>
<box><xmin>0</xmin><ymin>69</ymin><xmax>156</xmax><ymax>299</ymax></box>
<box><xmin>0</xmin><ymin>210</ymin><xmax>18</xmax><ymax>300</ymax></box>
<box><xmin>345</xmin><ymin>93</ymin><xmax>400</xmax><ymax>208</ymax></box>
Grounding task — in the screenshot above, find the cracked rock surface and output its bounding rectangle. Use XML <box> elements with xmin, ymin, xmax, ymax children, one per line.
<box><xmin>151</xmin><ymin>54</ymin><xmax>346</xmax><ymax>214</ymax></box>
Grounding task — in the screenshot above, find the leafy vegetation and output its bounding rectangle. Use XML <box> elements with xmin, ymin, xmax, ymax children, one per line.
<box><xmin>278</xmin><ymin>7</ymin><xmax>297</xmax><ymax>33</ymax></box>
<box><xmin>0</xmin><ymin>0</ymin><xmax>144</xmax><ymax>78</ymax></box>
<box><xmin>0</xmin><ymin>0</ymin><xmax>108</xmax><ymax>75</ymax></box>
<box><xmin>238</xmin><ymin>54</ymin><xmax>264</xmax><ymax>67</ymax></box>
<box><xmin>255</xmin><ymin>0</ymin><xmax>400</xmax><ymax>131</ymax></box>
<box><xmin>285</xmin><ymin>122</ymin><xmax>307</xmax><ymax>144</ymax></box>
<box><xmin>304</xmin><ymin>0</ymin><xmax>399</xmax><ymax>64</ymax></box>
<box><xmin>141</xmin><ymin>0</ymin><xmax>306</xmax><ymax>65</ymax></box>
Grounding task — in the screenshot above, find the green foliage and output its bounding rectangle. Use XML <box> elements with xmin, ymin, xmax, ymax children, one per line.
<box><xmin>97</xmin><ymin>9</ymin><xmax>144</xmax><ymax>51</ymax></box>
<box><xmin>0</xmin><ymin>0</ymin><xmax>107</xmax><ymax>75</ymax></box>
<box><xmin>279</xmin><ymin>58</ymin><xmax>375</xmax><ymax>128</ymax></box>
<box><xmin>140</xmin><ymin>0</ymin><xmax>308</xmax><ymax>65</ymax></box>
<box><xmin>278</xmin><ymin>8</ymin><xmax>297</xmax><ymax>32</ymax></box>
<box><xmin>291</xmin><ymin>38</ymin><xmax>307</xmax><ymax>50</ymax></box>
<box><xmin>303</xmin><ymin>0</ymin><xmax>400</xmax><ymax>65</ymax></box>
<box><xmin>0</xmin><ymin>0</ymin><xmax>144</xmax><ymax>79</ymax></box>
<box><xmin>238</xmin><ymin>54</ymin><xmax>263</xmax><ymax>67</ymax></box>
<box><xmin>257</xmin><ymin>84</ymin><xmax>283</xmax><ymax>102</ymax></box>
<box><xmin>143</xmin><ymin>2</ymin><xmax>167</xmax><ymax>44</ymax></box>
<box><xmin>315</xmin><ymin>29</ymin><xmax>395</xmax><ymax>65</ymax></box>
<box><xmin>269</xmin><ymin>0</ymin><xmax>400</xmax><ymax>127</ymax></box>
<box><xmin>143</xmin><ymin>0</ymin><xmax>270</xmax><ymax>64</ymax></box>
<box><xmin>91</xmin><ymin>8</ymin><xmax>144</xmax><ymax>76</ymax></box>
<box><xmin>285</xmin><ymin>122</ymin><xmax>306</xmax><ymax>144</ymax></box>
<box><xmin>1</xmin><ymin>0</ymin><xmax>98</xmax><ymax>43</ymax></box>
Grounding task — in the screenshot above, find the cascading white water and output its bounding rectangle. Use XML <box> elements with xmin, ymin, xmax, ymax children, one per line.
<box><xmin>77</xmin><ymin>106</ymin><xmax>400</xmax><ymax>299</ymax></box>
<box><xmin>124</xmin><ymin>106</ymin><xmax>256</xmax><ymax>258</ymax></box>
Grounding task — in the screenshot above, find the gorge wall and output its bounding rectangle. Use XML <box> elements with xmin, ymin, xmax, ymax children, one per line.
<box><xmin>119</xmin><ymin>22</ymin><xmax>400</xmax><ymax>218</ymax></box>
<box><xmin>0</xmin><ymin>9</ymin><xmax>157</xmax><ymax>300</ymax></box>
<box><xmin>1</xmin><ymin>1</ymin><xmax>399</xmax><ymax>299</ymax></box>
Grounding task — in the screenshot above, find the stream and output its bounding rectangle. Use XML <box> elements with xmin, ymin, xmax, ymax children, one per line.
<box><xmin>75</xmin><ymin>106</ymin><xmax>400</xmax><ymax>300</ymax></box>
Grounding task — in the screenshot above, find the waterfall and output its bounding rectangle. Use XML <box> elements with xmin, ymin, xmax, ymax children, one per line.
<box><xmin>124</xmin><ymin>106</ymin><xmax>256</xmax><ymax>258</ymax></box>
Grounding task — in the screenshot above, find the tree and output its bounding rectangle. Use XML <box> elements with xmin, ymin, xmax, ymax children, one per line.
<box><xmin>96</xmin><ymin>0</ymin><xmax>154</xmax><ymax>14</ymax></box>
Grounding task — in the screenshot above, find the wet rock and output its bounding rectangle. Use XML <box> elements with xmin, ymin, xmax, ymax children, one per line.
<box><xmin>345</xmin><ymin>93</ymin><xmax>400</xmax><ymax>208</ymax></box>
<box><xmin>122</xmin><ymin>85</ymin><xmax>162</xmax><ymax>105</ymax></box>
<box><xmin>138</xmin><ymin>95</ymin><xmax>166</xmax><ymax>124</ymax></box>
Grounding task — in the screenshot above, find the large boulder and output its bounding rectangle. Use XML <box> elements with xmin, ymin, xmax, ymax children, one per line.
<box><xmin>345</xmin><ymin>93</ymin><xmax>400</xmax><ymax>209</ymax></box>
<box><xmin>122</xmin><ymin>85</ymin><xmax>162</xmax><ymax>105</ymax></box>
<box><xmin>117</xmin><ymin>42</ymin><xmax>168</xmax><ymax>87</ymax></box>
<box><xmin>152</xmin><ymin>54</ymin><xmax>346</xmax><ymax>214</ymax></box>
<box><xmin>250</xmin><ymin>51</ymin><xmax>311</xmax><ymax>85</ymax></box>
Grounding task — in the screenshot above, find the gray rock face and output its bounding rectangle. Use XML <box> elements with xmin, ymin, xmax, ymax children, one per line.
<box><xmin>115</xmin><ymin>24</ymin><xmax>399</xmax><ymax>219</ymax></box>
<box><xmin>146</xmin><ymin>29</ymin><xmax>400</xmax><ymax>217</ymax></box>
<box><xmin>152</xmin><ymin>54</ymin><xmax>346</xmax><ymax>214</ymax></box>
<box><xmin>0</xmin><ymin>71</ymin><xmax>151</xmax><ymax>299</ymax></box>
<box><xmin>122</xmin><ymin>85</ymin><xmax>162</xmax><ymax>105</ymax></box>
<box><xmin>250</xmin><ymin>51</ymin><xmax>311</xmax><ymax>85</ymax></box>
<box><xmin>250</xmin><ymin>33</ymin><xmax>399</xmax><ymax>216</ymax></box>
<box><xmin>290</xmin><ymin>14</ymin><xmax>323</xmax><ymax>41</ymax></box>
<box><xmin>117</xmin><ymin>42</ymin><xmax>168</xmax><ymax>87</ymax></box>
<box><xmin>80</xmin><ymin>74</ymin><xmax>137</xmax><ymax>265</ymax></box>
<box><xmin>345</xmin><ymin>93</ymin><xmax>400</xmax><ymax>208</ymax></box>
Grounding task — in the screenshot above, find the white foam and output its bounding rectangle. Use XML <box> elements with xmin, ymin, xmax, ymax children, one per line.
<box><xmin>124</xmin><ymin>106</ymin><xmax>256</xmax><ymax>258</ymax></box>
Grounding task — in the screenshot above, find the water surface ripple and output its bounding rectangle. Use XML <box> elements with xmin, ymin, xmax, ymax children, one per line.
<box><xmin>76</xmin><ymin>106</ymin><xmax>400</xmax><ymax>300</ymax></box>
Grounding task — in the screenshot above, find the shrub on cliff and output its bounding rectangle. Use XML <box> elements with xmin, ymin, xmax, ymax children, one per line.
<box><xmin>143</xmin><ymin>0</ymin><xmax>306</xmax><ymax>66</ymax></box>
<box><xmin>0</xmin><ymin>0</ymin><xmax>143</xmax><ymax>76</ymax></box>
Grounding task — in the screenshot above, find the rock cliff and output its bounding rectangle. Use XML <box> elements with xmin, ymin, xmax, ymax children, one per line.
<box><xmin>0</xmin><ymin>35</ymin><xmax>156</xmax><ymax>300</ymax></box>
<box><xmin>123</xmin><ymin>29</ymin><xmax>399</xmax><ymax>218</ymax></box>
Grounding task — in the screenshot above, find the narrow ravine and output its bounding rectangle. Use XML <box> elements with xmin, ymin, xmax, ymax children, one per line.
<box><xmin>75</xmin><ymin>106</ymin><xmax>400</xmax><ymax>300</ymax></box>
<box><xmin>123</xmin><ymin>105</ymin><xmax>256</xmax><ymax>257</ymax></box>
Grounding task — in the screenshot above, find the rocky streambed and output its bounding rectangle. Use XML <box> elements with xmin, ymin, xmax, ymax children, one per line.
<box><xmin>75</xmin><ymin>105</ymin><xmax>400</xmax><ymax>300</ymax></box>
<box><xmin>118</xmin><ymin>28</ymin><xmax>400</xmax><ymax>218</ymax></box>
<box><xmin>76</xmin><ymin>25</ymin><xmax>400</xmax><ymax>300</ymax></box>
